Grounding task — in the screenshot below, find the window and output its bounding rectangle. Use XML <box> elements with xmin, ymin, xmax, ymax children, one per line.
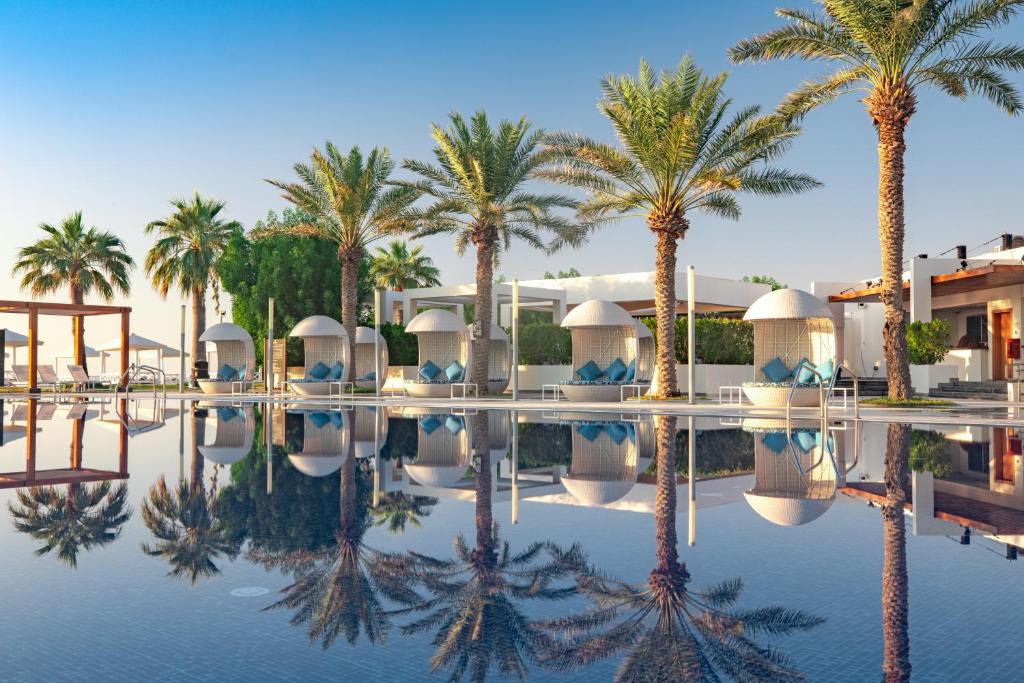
<box><xmin>966</xmin><ymin>314</ymin><xmax>988</xmax><ymax>346</ymax></box>
<box><xmin>966</xmin><ymin>442</ymin><xmax>990</xmax><ymax>474</ymax></box>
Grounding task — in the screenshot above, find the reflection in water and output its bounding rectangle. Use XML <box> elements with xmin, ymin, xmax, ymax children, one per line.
<box><xmin>882</xmin><ymin>424</ymin><xmax>911</xmax><ymax>683</ymax></box>
<box><xmin>546</xmin><ymin>414</ymin><xmax>824</xmax><ymax>681</ymax></box>
<box><xmin>141</xmin><ymin>403</ymin><xmax>240</xmax><ymax>583</ymax></box>
<box><xmin>370</xmin><ymin>490</ymin><xmax>438</xmax><ymax>534</ymax></box>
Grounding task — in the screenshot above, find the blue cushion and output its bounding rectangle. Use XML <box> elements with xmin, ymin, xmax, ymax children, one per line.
<box><xmin>624</xmin><ymin>359</ymin><xmax>636</xmax><ymax>383</ymax></box>
<box><xmin>420</xmin><ymin>415</ymin><xmax>442</xmax><ymax>435</ymax></box>
<box><xmin>419</xmin><ymin>360</ymin><xmax>441</xmax><ymax>381</ymax></box>
<box><xmin>237</xmin><ymin>364</ymin><xmax>247</xmax><ymax>381</ymax></box>
<box><xmin>216</xmin><ymin>406</ymin><xmax>238</xmax><ymax>422</ymax></box>
<box><xmin>444</xmin><ymin>361</ymin><xmax>463</xmax><ymax>382</ymax></box>
<box><xmin>362</xmin><ymin>371</ymin><xmax>376</xmax><ymax>380</ymax></box>
<box><xmin>762</xmin><ymin>432</ymin><xmax>789</xmax><ymax>454</ymax></box>
<box><xmin>444</xmin><ymin>415</ymin><xmax>464</xmax><ymax>434</ymax></box>
<box><xmin>605</xmin><ymin>358</ymin><xmax>627</xmax><ymax>383</ymax></box>
<box><xmin>577</xmin><ymin>360</ymin><xmax>604</xmax><ymax>383</ymax></box>
<box><xmin>309</xmin><ymin>412</ymin><xmax>330</xmax><ymax>428</ymax></box>
<box><xmin>577</xmin><ymin>423</ymin><xmax>603</xmax><ymax>442</ymax></box>
<box><xmin>606</xmin><ymin>423</ymin><xmax>628</xmax><ymax>445</ymax></box>
<box><xmin>216</xmin><ymin>363</ymin><xmax>237</xmax><ymax>381</ymax></box>
<box><xmin>816</xmin><ymin>358</ymin><xmax>835</xmax><ymax>385</ymax></box>
<box><xmin>625</xmin><ymin>422</ymin><xmax>637</xmax><ymax>444</ymax></box>
<box><xmin>328</xmin><ymin>361</ymin><xmax>345</xmax><ymax>381</ymax></box>
<box><xmin>795</xmin><ymin>357</ymin><xmax>815</xmax><ymax>384</ymax></box>
<box><xmin>308</xmin><ymin>361</ymin><xmax>330</xmax><ymax>381</ymax></box>
<box><xmin>328</xmin><ymin>412</ymin><xmax>344</xmax><ymax>428</ymax></box>
<box><xmin>794</xmin><ymin>431</ymin><xmax>817</xmax><ymax>453</ymax></box>
<box><xmin>762</xmin><ymin>357</ymin><xmax>791</xmax><ymax>383</ymax></box>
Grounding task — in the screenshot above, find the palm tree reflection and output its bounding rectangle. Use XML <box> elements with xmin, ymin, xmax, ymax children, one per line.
<box><xmin>370</xmin><ymin>490</ymin><xmax>438</xmax><ymax>534</ymax></box>
<box><xmin>544</xmin><ymin>415</ymin><xmax>823</xmax><ymax>681</ymax></box>
<box><xmin>881</xmin><ymin>423</ymin><xmax>911</xmax><ymax>682</ymax></box>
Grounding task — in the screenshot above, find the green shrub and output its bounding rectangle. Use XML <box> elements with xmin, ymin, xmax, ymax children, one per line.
<box><xmin>907</xmin><ymin>319</ymin><xmax>952</xmax><ymax>365</ymax></box>
<box><xmin>518</xmin><ymin>323</ymin><xmax>572</xmax><ymax>365</ymax></box>
<box><xmin>381</xmin><ymin>322</ymin><xmax>418</xmax><ymax>365</ymax></box>
<box><xmin>640</xmin><ymin>317</ymin><xmax>753</xmax><ymax>365</ymax></box>
<box><xmin>909</xmin><ymin>429</ymin><xmax>953</xmax><ymax>477</ymax></box>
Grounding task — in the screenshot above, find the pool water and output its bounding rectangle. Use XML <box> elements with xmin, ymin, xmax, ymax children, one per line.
<box><xmin>0</xmin><ymin>398</ymin><xmax>1021</xmax><ymax>682</ymax></box>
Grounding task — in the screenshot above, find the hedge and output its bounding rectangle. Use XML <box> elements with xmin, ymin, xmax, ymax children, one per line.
<box><xmin>907</xmin><ymin>319</ymin><xmax>951</xmax><ymax>365</ymax></box>
<box><xmin>518</xmin><ymin>323</ymin><xmax>572</xmax><ymax>365</ymax></box>
<box><xmin>640</xmin><ymin>317</ymin><xmax>753</xmax><ymax>365</ymax></box>
<box><xmin>380</xmin><ymin>322</ymin><xmax>418</xmax><ymax>366</ymax></box>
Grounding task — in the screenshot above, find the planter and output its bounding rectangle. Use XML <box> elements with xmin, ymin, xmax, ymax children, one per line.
<box><xmin>741</xmin><ymin>383</ymin><xmax>822</xmax><ymax>408</ymax></box>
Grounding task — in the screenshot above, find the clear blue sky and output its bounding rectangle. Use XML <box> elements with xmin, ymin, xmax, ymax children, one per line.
<box><xmin>2</xmin><ymin>0</ymin><xmax>1023</xmax><ymax>349</ymax></box>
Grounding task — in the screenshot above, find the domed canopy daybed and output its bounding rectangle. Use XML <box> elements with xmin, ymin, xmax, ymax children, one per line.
<box><xmin>404</xmin><ymin>309</ymin><xmax>470</xmax><ymax>399</ymax></box>
<box><xmin>487</xmin><ymin>409</ymin><xmax>512</xmax><ymax>460</ymax></box>
<box><xmin>198</xmin><ymin>323</ymin><xmax>255</xmax><ymax>395</ymax></box>
<box><xmin>741</xmin><ymin>289</ymin><xmax>837</xmax><ymax>408</ymax></box>
<box><xmin>404</xmin><ymin>409</ymin><xmax>471</xmax><ymax>488</ymax></box>
<box><xmin>560</xmin><ymin>300</ymin><xmax>639</xmax><ymax>402</ymax></box>
<box><xmin>561</xmin><ymin>419</ymin><xmax>640</xmax><ymax>506</ymax></box>
<box><xmin>353</xmin><ymin>405</ymin><xmax>389</xmax><ymax>459</ymax></box>
<box><xmin>470</xmin><ymin>323</ymin><xmax>512</xmax><ymax>395</ymax></box>
<box><xmin>287</xmin><ymin>408</ymin><xmax>349</xmax><ymax>477</ymax></box>
<box><xmin>633</xmin><ymin>321</ymin><xmax>655</xmax><ymax>390</ymax></box>
<box><xmin>353</xmin><ymin>326</ymin><xmax>389</xmax><ymax>391</ymax></box>
<box><xmin>287</xmin><ymin>316</ymin><xmax>350</xmax><ymax>397</ymax></box>
<box><xmin>742</xmin><ymin>419</ymin><xmax>837</xmax><ymax>526</ymax></box>
<box><xmin>197</xmin><ymin>404</ymin><xmax>255</xmax><ymax>465</ymax></box>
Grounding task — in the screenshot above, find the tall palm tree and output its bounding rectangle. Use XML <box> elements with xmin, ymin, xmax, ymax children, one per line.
<box><xmin>369</xmin><ymin>490</ymin><xmax>438</xmax><ymax>533</ymax></box>
<box><xmin>12</xmin><ymin>211</ymin><xmax>134</xmax><ymax>373</ymax></box>
<box><xmin>369</xmin><ymin>240</ymin><xmax>442</xmax><ymax>324</ymax></box>
<box><xmin>881</xmin><ymin>423</ymin><xmax>912</xmax><ymax>682</ymax></box>
<box><xmin>542</xmin><ymin>415</ymin><xmax>823</xmax><ymax>680</ymax></box>
<box><xmin>387</xmin><ymin>412</ymin><xmax>589</xmax><ymax>681</ymax></box>
<box><xmin>140</xmin><ymin>406</ymin><xmax>239</xmax><ymax>583</ymax></box>
<box><xmin>543</xmin><ymin>57</ymin><xmax>818</xmax><ymax>398</ymax></box>
<box><xmin>397</xmin><ymin>111</ymin><xmax>580</xmax><ymax>391</ymax></box>
<box><xmin>267</xmin><ymin>144</ymin><xmax>417</xmax><ymax>377</ymax></box>
<box><xmin>145</xmin><ymin>193</ymin><xmax>241</xmax><ymax>382</ymax></box>
<box><xmin>729</xmin><ymin>1</ymin><xmax>1024</xmax><ymax>399</ymax></box>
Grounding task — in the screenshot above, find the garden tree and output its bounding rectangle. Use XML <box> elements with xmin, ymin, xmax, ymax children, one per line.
<box><xmin>908</xmin><ymin>428</ymin><xmax>952</xmax><ymax>477</ymax></box>
<box><xmin>368</xmin><ymin>240</ymin><xmax>442</xmax><ymax>324</ymax></box>
<box><xmin>396</xmin><ymin>111</ymin><xmax>580</xmax><ymax>392</ymax></box>
<box><xmin>145</xmin><ymin>193</ymin><xmax>242</xmax><ymax>382</ymax></box>
<box><xmin>140</xmin><ymin>406</ymin><xmax>240</xmax><ymax>584</ymax></box>
<box><xmin>907</xmin><ymin>318</ymin><xmax>952</xmax><ymax>364</ymax></box>
<box><xmin>543</xmin><ymin>267</ymin><xmax>581</xmax><ymax>279</ymax></box>
<box><xmin>542</xmin><ymin>415</ymin><xmax>823</xmax><ymax>680</ymax></box>
<box><xmin>730</xmin><ymin>0</ymin><xmax>1024</xmax><ymax>399</ymax></box>
<box><xmin>266</xmin><ymin>144</ymin><xmax>417</xmax><ymax>379</ymax></box>
<box><xmin>543</xmin><ymin>57</ymin><xmax>818</xmax><ymax>398</ymax></box>
<box><xmin>12</xmin><ymin>211</ymin><xmax>134</xmax><ymax>373</ymax></box>
<box><xmin>743</xmin><ymin>274</ymin><xmax>787</xmax><ymax>290</ymax></box>
<box><xmin>881</xmin><ymin>424</ymin><xmax>913</xmax><ymax>682</ymax></box>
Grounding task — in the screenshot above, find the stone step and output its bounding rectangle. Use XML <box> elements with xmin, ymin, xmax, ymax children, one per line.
<box><xmin>935</xmin><ymin>383</ymin><xmax>1008</xmax><ymax>394</ymax></box>
<box><xmin>929</xmin><ymin>389</ymin><xmax>1007</xmax><ymax>400</ymax></box>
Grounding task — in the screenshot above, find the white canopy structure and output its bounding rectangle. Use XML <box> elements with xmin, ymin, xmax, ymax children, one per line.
<box><xmin>561</xmin><ymin>420</ymin><xmax>640</xmax><ymax>506</ymax></box>
<box><xmin>287</xmin><ymin>409</ymin><xmax>349</xmax><ymax>477</ymax></box>
<box><xmin>287</xmin><ymin>315</ymin><xmax>350</xmax><ymax>396</ymax></box>
<box><xmin>3</xmin><ymin>330</ymin><xmax>43</xmax><ymax>367</ymax></box>
<box><xmin>353</xmin><ymin>326</ymin><xmax>389</xmax><ymax>391</ymax></box>
<box><xmin>473</xmin><ymin>323</ymin><xmax>511</xmax><ymax>395</ymax></box>
<box><xmin>560</xmin><ymin>300</ymin><xmax>639</xmax><ymax>402</ymax></box>
<box><xmin>742</xmin><ymin>289</ymin><xmax>837</xmax><ymax>408</ymax></box>
<box><xmin>198</xmin><ymin>405</ymin><xmax>255</xmax><ymax>465</ymax></box>
<box><xmin>488</xmin><ymin>410</ymin><xmax>512</xmax><ymax>459</ymax></box>
<box><xmin>405</xmin><ymin>411</ymin><xmax>471</xmax><ymax>488</ymax></box>
<box><xmin>97</xmin><ymin>333</ymin><xmax>168</xmax><ymax>377</ymax></box>
<box><xmin>198</xmin><ymin>323</ymin><xmax>255</xmax><ymax>394</ymax></box>
<box><xmin>353</xmin><ymin>405</ymin><xmax>389</xmax><ymax>459</ymax></box>
<box><xmin>405</xmin><ymin>309</ymin><xmax>469</xmax><ymax>398</ymax></box>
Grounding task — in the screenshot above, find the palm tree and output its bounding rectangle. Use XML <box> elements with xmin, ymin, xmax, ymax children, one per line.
<box><xmin>12</xmin><ymin>211</ymin><xmax>134</xmax><ymax>372</ymax></box>
<box><xmin>267</xmin><ymin>144</ymin><xmax>417</xmax><ymax>377</ymax></box>
<box><xmin>140</xmin><ymin>406</ymin><xmax>239</xmax><ymax>583</ymax></box>
<box><xmin>397</xmin><ymin>111</ymin><xmax>580</xmax><ymax>391</ymax></box>
<box><xmin>729</xmin><ymin>1</ymin><xmax>1024</xmax><ymax>399</ymax></box>
<box><xmin>369</xmin><ymin>240</ymin><xmax>441</xmax><ymax>324</ymax></box>
<box><xmin>145</xmin><ymin>193</ymin><xmax>240</xmax><ymax>382</ymax></box>
<box><xmin>369</xmin><ymin>490</ymin><xmax>438</xmax><ymax>533</ymax></box>
<box><xmin>881</xmin><ymin>423</ymin><xmax>912</xmax><ymax>682</ymax></box>
<box><xmin>543</xmin><ymin>57</ymin><xmax>818</xmax><ymax>398</ymax></box>
<box><xmin>387</xmin><ymin>412</ymin><xmax>589</xmax><ymax>681</ymax></box>
<box><xmin>542</xmin><ymin>415</ymin><xmax>823</xmax><ymax>680</ymax></box>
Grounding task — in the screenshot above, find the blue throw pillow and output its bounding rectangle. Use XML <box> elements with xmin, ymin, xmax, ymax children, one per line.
<box><xmin>308</xmin><ymin>361</ymin><xmax>330</xmax><ymax>381</ymax></box>
<box><xmin>217</xmin><ymin>363</ymin><xmax>237</xmax><ymax>381</ymax></box>
<box><xmin>577</xmin><ymin>360</ymin><xmax>604</xmax><ymax>383</ymax></box>
<box><xmin>762</xmin><ymin>432</ymin><xmax>789</xmax><ymax>454</ymax></box>
<box><xmin>444</xmin><ymin>415</ymin><xmax>464</xmax><ymax>434</ymax></box>
<box><xmin>605</xmin><ymin>358</ymin><xmax>627</xmax><ymax>383</ymax></box>
<box><xmin>363</xmin><ymin>371</ymin><xmax>376</xmax><ymax>380</ymax></box>
<box><xmin>216</xmin><ymin>406</ymin><xmax>238</xmax><ymax>422</ymax></box>
<box><xmin>237</xmin><ymin>364</ymin><xmax>247</xmax><ymax>381</ymax></box>
<box><xmin>794</xmin><ymin>431</ymin><xmax>817</xmax><ymax>453</ymax></box>
<box><xmin>577</xmin><ymin>423</ymin><xmax>603</xmax><ymax>442</ymax></box>
<box><xmin>445</xmin><ymin>361</ymin><xmax>463</xmax><ymax>382</ymax></box>
<box><xmin>327</xmin><ymin>412</ymin><xmax>344</xmax><ymax>428</ymax></box>
<box><xmin>606</xmin><ymin>422</ymin><xmax>628</xmax><ymax>444</ymax></box>
<box><xmin>420</xmin><ymin>415</ymin><xmax>442</xmax><ymax>435</ymax></box>
<box><xmin>328</xmin><ymin>361</ymin><xmax>345</xmax><ymax>381</ymax></box>
<box><xmin>309</xmin><ymin>412</ymin><xmax>330</xmax><ymax>428</ymax></box>
<box><xmin>816</xmin><ymin>358</ymin><xmax>836</xmax><ymax>385</ymax></box>
<box><xmin>624</xmin><ymin>359</ymin><xmax>636</xmax><ymax>383</ymax></box>
<box><xmin>795</xmin><ymin>357</ymin><xmax>815</xmax><ymax>384</ymax></box>
<box><xmin>761</xmin><ymin>356</ymin><xmax>791</xmax><ymax>383</ymax></box>
<box><xmin>419</xmin><ymin>360</ymin><xmax>441</xmax><ymax>381</ymax></box>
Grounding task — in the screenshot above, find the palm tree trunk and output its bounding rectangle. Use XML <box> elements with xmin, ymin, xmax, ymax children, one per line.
<box><xmin>471</xmin><ymin>412</ymin><xmax>494</xmax><ymax>562</ymax></box>
<box><xmin>192</xmin><ymin>287</ymin><xmax>206</xmax><ymax>385</ymax></box>
<box><xmin>869</xmin><ymin>89</ymin><xmax>915</xmax><ymax>401</ymax></box>
<box><xmin>70</xmin><ymin>283</ymin><xmax>87</xmax><ymax>374</ymax></box>
<box><xmin>654</xmin><ymin>415</ymin><xmax>678</xmax><ymax>571</ymax></box>
<box><xmin>340</xmin><ymin>413</ymin><xmax>358</xmax><ymax>541</ymax></box>
<box><xmin>394</xmin><ymin>286</ymin><xmax>404</xmax><ymax>326</ymax></box>
<box><xmin>340</xmin><ymin>246</ymin><xmax>363</xmax><ymax>380</ymax></box>
<box><xmin>881</xmin><ymin>423</ymin><xmax>911</xmax><ymax>683</ymax></box>
<box><xmin>653</xmin><ymin>231</ymin><xmax>679</xmax><ymax>398</ymax></box>
<box><xmin>190</xmin><ymin>405</ymin><xmax>206</xmax><ymax>492</ymax></box>
<box><xmin>471</xmin><ymin>235</ymin><xmax>496</xmax><ymax>393</ymax></box>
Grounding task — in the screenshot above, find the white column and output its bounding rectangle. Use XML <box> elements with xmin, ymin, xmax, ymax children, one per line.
<box><xmin>551</xmin><ymin>296</ymin><xmax>566</xmax><ymax>324</ymax></box>
<box><xmin>512</xmin><ymin>280</ymin><xmax>520</xmax><ymax>400</ymax></box>
<box><xmin>374</xmin><ymin>289</ymin><xmax>382</xmax><ymax>398</ymax></box>
<box><xmin>267</xmin><ymin>298</ymin><xmax>274</xmax><ymax>395</ymax></box>
<box><xmin>179</xmin><ymin>305</ymin><xmax>186</xmax><ymax>393</ymax></box>
<box><xmin>909</xmin><ymin>257</ymin><xmax>932</xmax><ymax>323</ymax></box>
<box><xmin>687</xmin><ymin>266</ymin><xmax>696</xmax><ymax>404</ymax></box>
<box><xmin>687</xmin><ymin>415</ymin><xmax>696</xmax><ymax>546</ymax></box>
<box><xmin>403</xmin><ymin>297</ymin><xmax>415</xmax><ymax>326</ymax></box>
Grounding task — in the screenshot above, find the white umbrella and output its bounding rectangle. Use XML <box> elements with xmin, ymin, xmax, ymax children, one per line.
<box><xmin>3</xmin><ymin>330</ymin><xmax>43</xmax><ymax>367</ymax></box>
<box><xmin>52</xmin><ymin>345</ymin><xmax>100</xmax><ymax>378</ymax></box>
<box><xmin>97</xmin><ymin>333</ymin><xmax>168</xmax><ymax>375</ymax></box>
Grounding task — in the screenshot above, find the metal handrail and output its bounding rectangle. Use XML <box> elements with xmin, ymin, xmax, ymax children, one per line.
<box><xmin>826</xmin><ymin>362</ymin><xmax>860</xmax><ymax>419</ymax></box>
<box><xmin>786</xmin><ymin>361</ymin><xmax>826</xmax><ymax>423</ymax></box>
<box><xmin>114</xmin><ymin>364</ymin><xmax>168</xmax><ymax>400</ymax></box>
<box><xmin>786</xmin><ymin>359</ymin><xmax>861</xmax><ymax>423</ymax></box>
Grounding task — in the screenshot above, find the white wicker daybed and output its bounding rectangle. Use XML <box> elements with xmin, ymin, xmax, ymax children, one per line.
<box><xmin>353</xmin><ymin>326</ymin><xmax>389</xmax><ymax>391</ymax></box>
<box><xmin>404</xmin><ymin>409</ymin><xmax>472</xmax><ymax>488</ymax></box>
<box><xmin>287</xmin><ymin>408</ymin><xmax>349</xmax><ymax>477</ymax></box>
<box><xmin>741</xmin><ymin>418</ymin><xmax>837</xmax><ymax>526</ymax></box>
<box><xmin>287</xmin><ymin>315</ymin><xmax>350</xmax><ymax>397</ymax></box>
<box><xmin>472</xmin><ymin>324</ymin><xmax>511</xmax><ymax>395</ymax></box>
<box><xmin>561</xmin><ymin>419</ymin><xmax>640</xmax><ymax>505</ymax></box>
<box><xmin>353</xmin><ymin>405</ymin><xmax>389</xmax><ymax>459</ymax></box>
<box><xmin>198</xmin><ymin>323</ymin><xmax>256</xmax><ymax>395</ymax></box>
<box><xmin>197</xmin><ymin>404</ymin><xmax>255</xmax><ymax>465</ymax></box>
<box><xmin>741</xmin><ymin>289</ymin><xmax>837</xmax><ymax>408</ymax></box>
<box><xmin>559</xmin><ymin>300</ymin><xmax>639</xmax><ymax>402</ymax></box>
<box><xmin>404</xmin><ymin>309</ymin><xmax>470</xmax><ymax>399</ymax></box>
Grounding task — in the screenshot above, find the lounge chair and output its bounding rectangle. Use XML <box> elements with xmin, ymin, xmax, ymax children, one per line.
<box><xmin>67</xmin><ymin>364</ymin><xmax>111</xmax><ymax>392</ymax></box>
<box><xmin>10</xmin><ymin>365</ymin><xmax>62</xmax><ymax>393</ymax></box>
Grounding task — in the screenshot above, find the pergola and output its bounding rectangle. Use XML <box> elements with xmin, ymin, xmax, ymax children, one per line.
<box><xmin>0</xmin><ymin>300</ymin><xmax>131</xmax><ymax>392</ymax></box>
<box><xmin>400</xmin><ymin>282</ymin><xmax>568</xmax><ymax>326</ymax></box>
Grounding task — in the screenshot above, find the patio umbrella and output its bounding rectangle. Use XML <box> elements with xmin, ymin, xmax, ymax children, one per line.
<box><xmin>3</xmin><ymin>330</ymin><xmax>43</xmax><ymax>367</ymax></box>
<box><xmin>52</xmin><ymin>345</ymin><xmax>100</xmax><ymax>375</ymax></box>
<box><xmin>96</xmin><ymin>334</ymin><xmax>167</xmax><ymax>375</ymax></box>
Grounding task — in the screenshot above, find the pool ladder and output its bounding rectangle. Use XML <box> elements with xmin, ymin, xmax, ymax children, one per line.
<box><xmin>786</xmin><ymin>360</ymin><xmax>859</xmax><ymax>423</ymax></box>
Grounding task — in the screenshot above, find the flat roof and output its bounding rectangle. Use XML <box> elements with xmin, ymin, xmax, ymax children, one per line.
<box><xmin>827</xmin><ymin>264</ymin><xmax>1024</xmax><ymax>304</ymax></box>
<box><xmin>0</xmin><ymin>300</ymin><xmax>131</xmax><ymax>317</ymax></box>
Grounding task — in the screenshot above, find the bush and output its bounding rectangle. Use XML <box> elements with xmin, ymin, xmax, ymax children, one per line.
<box><xmin>909</xmin><ymin>429</ymin><xmax>953</xmax><ymax>477</ymax></box>
<box><xmin>380</xmin><ymin>322</ymin><xmax>418</xmax><ymax>366</ymax></box>
<box><xmin>518</xmin><ymin>323</ymin><xmax>572</xmax><ymax>365</ymax></box>
<box><xmin>907</xmin><ymin>319</ymin><xmax>952</xmax><ymax>365</ymax></box>
<box><xmin>640</xmin><ymin>317</ymin><xmax>753</xmax><ymax>365</ymax></box>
